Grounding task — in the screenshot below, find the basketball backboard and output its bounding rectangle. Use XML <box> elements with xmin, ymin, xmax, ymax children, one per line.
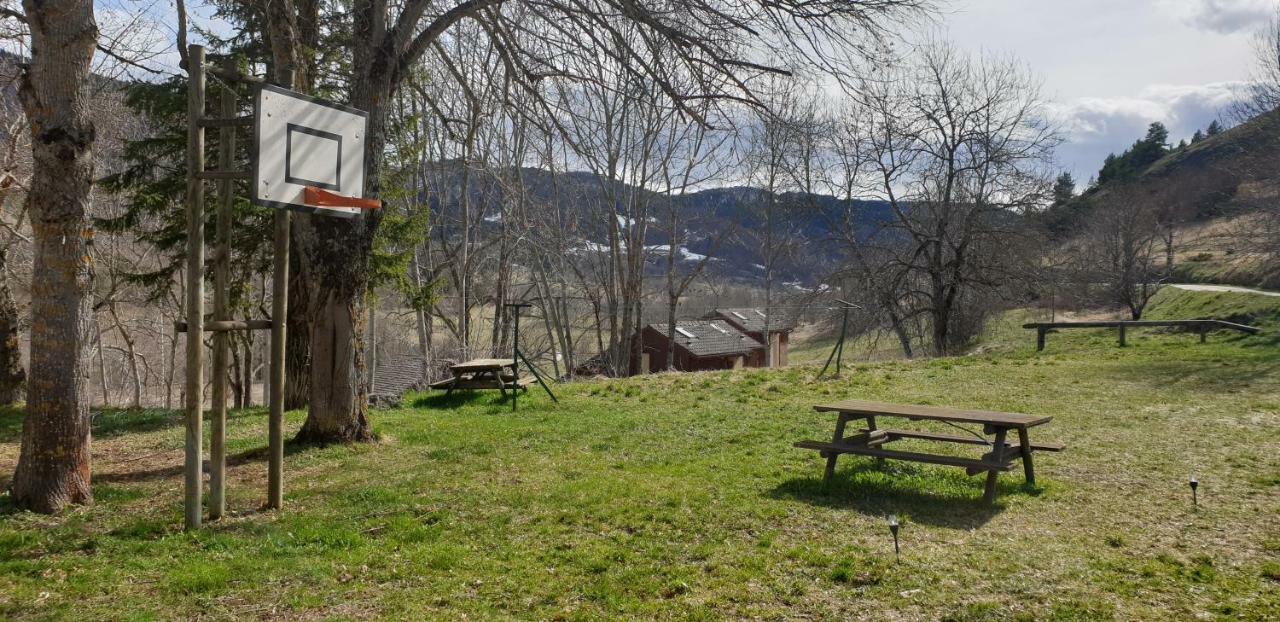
<box><xmin>253</xmin><ymin>84</ymin><xmax>371</xmax><ymax>217</ymax></box>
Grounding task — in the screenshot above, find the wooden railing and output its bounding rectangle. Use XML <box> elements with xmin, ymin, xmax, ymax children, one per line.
<box><xmin>1022</xmin><ymin>320</ymin><xmax>1261</xmax><ymax>351</ymax></box>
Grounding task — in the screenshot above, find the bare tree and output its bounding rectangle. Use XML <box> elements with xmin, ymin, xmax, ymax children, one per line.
<box><xmin>848</xmin><ymin>42</ymin><xmax>1056</xmax><ymax>355</ymax></box>
<box><xmin>1232</xmin><ymin>7</ymin><xmax>1280</xmax><ymax>123</ymax></box>
<box><xmin>1076</xmin><ymin>185</ymin><xmax>1166</xmax><ymax>319</ymax></box>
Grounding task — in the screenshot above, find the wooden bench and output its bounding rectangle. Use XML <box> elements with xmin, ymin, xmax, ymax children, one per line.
<box><xmin>430</xmin><ymin>358</ymin><xmax>531</xmax><ymax>396</ymax></box>
<box><xmin>796</xmin><ymin>400</ymin><xmax>1065</xmax><ymax>504</ymax></box>
<box><xmin>1023</xmin><ymin>320</ymin><xmax>1260</xmax><ymax>351</ymax></box>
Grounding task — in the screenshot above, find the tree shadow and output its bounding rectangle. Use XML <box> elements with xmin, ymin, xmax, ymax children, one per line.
<box><xmin>93</xmin><ymin>439</ymin><xmax>316</xmax><ymax>484</ymax></box>
<box><xmin>1106</xmin><ymin>358</ymin><xmax>1280</xmax><ymax>392</ymax></box>
<box><xmin>411</xmin><ymin>391</ymin><xmax>509</xmax><ymax>410</ymax></box>
<box><xmin>769</xmin><ymin>460</ymin><xmax>1035</xmax><ymax>529</ymax></box>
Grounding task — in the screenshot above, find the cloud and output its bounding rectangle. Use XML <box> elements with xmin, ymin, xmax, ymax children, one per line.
<box><xmin>1047</xmin><ymin>81</ymin><xmax>1247</xmax><ymax>181</ymax></box>
<box><xmin>1164</xmin><ymin>0</ymin><xmax>1273</xmax><ymax>34</ymax></box>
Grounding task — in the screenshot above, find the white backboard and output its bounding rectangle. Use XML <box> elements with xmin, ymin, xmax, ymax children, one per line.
<box><xmin>253</xmin><ymin>84</ymin><xmax>369</xmax><ymax>217</ymax></box>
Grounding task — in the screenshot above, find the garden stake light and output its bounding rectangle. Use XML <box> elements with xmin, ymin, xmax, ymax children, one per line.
<box><xmin>888</xmin><ymin>515</ymin><xmax>900</xmax><ymax>560</ymax></box>
<box><xmin>1189</xmin><ymin>475</ymin><xmax>1199</xmax><ymax>508</ymax></box>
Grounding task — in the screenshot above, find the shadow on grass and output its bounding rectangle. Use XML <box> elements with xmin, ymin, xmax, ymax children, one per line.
<box><xmin>93</xmin><ymin>439</ymin><xmax>317</xmax><ymax>484</ymax></box>
<box><xmin>0</xmin><ymin>406</ymin><xmax>269</xmax><ymax>444</ymax></box>
<box><xmin>769</xmin><ymin>461</ymin><xmax>1039</xmax><ymax>529</ymax></box>
<box><xmin>411</xmin><ymin>391</ymin><xmax>512</xmax><ymax>411</ymax></box>
<box><xmin>1106</xmin><ymin>358</ymin><xmax>1280</xmax><ymax>392</ymax></box>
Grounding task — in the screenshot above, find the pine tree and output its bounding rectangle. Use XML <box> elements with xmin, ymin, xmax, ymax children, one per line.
<box><xmin>1051</xmin><ymin>172</ymin><xmax>1076</xmax><ymax>207</ymax></box>
<box><xmin>1192</xmin><ymin>129</ymin><xmax>1205</xmax><ymax>143</ymax></box>
<box><xmin>1206</xmin><ymin>120</ymin><xmax>1224</xmax><ymax>136</ymax></box>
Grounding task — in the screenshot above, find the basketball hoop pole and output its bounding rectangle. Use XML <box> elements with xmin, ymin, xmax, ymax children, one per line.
<box><xmin>504</xmin><ymin>302</ymin><xmax>558</xmax><ymax>411</ymax></box>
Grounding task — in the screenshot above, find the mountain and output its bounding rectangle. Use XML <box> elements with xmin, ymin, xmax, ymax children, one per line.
<box><xmin>423</xmin><ymin>164</ymin><xmax>895</xmax><ymax>284</ymax></box>
<box><xmin>1083</xmin><ymin>108</ymin><xmax>1280</xmax><ymax>221</ymax></box>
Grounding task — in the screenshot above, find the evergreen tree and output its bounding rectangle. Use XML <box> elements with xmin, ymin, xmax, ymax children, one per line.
<box><xmin>1206</xmin><ymin>120</ymin><xmax>1224</xmax><ymax>136</ymax></box>
<box><xmin>1051</xmin><ymin>171</ymin><xmax>1076</xmax><ymax>206</ymax></box>
<box><xmin>1191</xmin><ymin>129</ymin><xmax>1205</xmax><ymax>143</ymax></box>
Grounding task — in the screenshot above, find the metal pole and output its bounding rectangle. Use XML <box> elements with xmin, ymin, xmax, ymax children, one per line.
<box><xmin>209</xmin><ymin>68</ymin><xmax>236</xmax><ymax>520</ymax></box>
<box><xmin>835</xmin><ymin>307</ymin><xmax>848</xmax><ymax>377</ymax></box>
<box><xmin>267</xmin><ymin>69</ymin><xmax>293</xmax><ymax>510</ymax></box>
<box><xmin>183</xmin><ymin>45</ymin><xmax>207</xmax><ymax>531</ymax></box>
<box><xmin>511</xmin><ymin>305</ymin><xmax>520</xmax><ymax>412</ymax></box>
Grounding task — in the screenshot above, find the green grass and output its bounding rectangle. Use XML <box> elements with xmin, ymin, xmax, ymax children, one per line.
<box><xmin>0</xmin><ymin>313</ymin><xmax>1278</xmax><ymax>620</ymax></box>
<box><xmin>1144</xmin><ymin>286</ymin><xmax>1280</xmax><ymax>329</ymax></box>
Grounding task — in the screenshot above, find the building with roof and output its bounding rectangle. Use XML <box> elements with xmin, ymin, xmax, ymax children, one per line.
<box><xmin>706</xmin><ymin>308</ymin><xmax>795</xmax><ymax>367</ymax></box>
<box><xmin>633</xmin><ymin>319</ymin><xmax>766</xmax><ymax>374</ymax></box>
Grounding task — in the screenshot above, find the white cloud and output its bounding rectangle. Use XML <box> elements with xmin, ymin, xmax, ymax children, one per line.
<box><xmin>1048</xmin><ymin>81</ymin><xmax>1247</xmax><ymax>181</ymax></box>
<box><xmin>1163</xmin><ymin>0</ymin><xmax>1273</xmax><ymax>34</ymax></box>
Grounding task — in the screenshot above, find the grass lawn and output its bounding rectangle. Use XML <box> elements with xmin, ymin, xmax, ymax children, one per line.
<box><xmin>1</xmin><ymin>312</ymin><xmax>1278</xmax><ymax>620</ymax></box>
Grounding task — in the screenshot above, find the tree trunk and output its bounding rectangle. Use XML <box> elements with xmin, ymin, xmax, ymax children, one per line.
<box><xmin>292</xmin><ymin>58</ymin><xmax>387</xmax><ymax>444</ymax></box>
<box><xmin>284</xmin><ymin>251</ymin><xmax>310</xmax><ymax>410</ymax></box>
<box><xmin>0</xmin><ymin>248</ymin><xmax>24</xmax><ymax>405</ymax></box>
<box><xmin>11</xmin><ymin>0</ymin><xmax>98</xmax><ymax>513</ymax></box>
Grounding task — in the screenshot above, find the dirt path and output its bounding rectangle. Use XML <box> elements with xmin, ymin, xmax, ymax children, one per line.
<box><xmin>1171</xmin><ymin>283</ymin><xmax>1280</xmax><ymax>297</ymax></box>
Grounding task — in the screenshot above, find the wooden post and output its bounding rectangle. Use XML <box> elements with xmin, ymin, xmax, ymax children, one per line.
<box><xmin>983</xmin><ymin>427</ymin><xmax>1007</xmax><ymax>504</ymax></box>
<box><xmin>1017</xmin><ymin>428</ymin><xmax>1035</xmax><ymax>486</ymax></box>
<box><xmin>1199</xmin><ymin>328</ymin><xmax>1207</xmax><ymax>344</ymax></box>
<box><xmin>209</xmin><ymin>72</ymin><xmax>236</xmax><ymax>521</ymax></box>
<box><xmin>268</xmin><ymin>212</ymin><xmax>288</xmax><ymax>509</ymax></box>
<box><xmin>266</xmin><ymin>70</ymin><xmax>293</xmax><ymax>511</ymax></box>
<box><xmin>1036</xmin><ymin>326</ymin><xmax>1046</xmax><ymax>352</ymax></box>
<box><xmin>183</xmin><ymin>45</ymin><xmax>207</xmax><ymax>531</ymax></box>
<box><xmin>1117</xmin><ymin>323</ymin><xmax>1127</xmax><ymax>347</ymax></box>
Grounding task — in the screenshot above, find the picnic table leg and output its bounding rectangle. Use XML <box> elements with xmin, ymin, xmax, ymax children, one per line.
<box><xmin>1017</xmin><ymin>428</ymin><xmax>1035</xmax><ymax>486</ymax></box>
<box><xmin>984</xmin><ymin>428</ymin><xmax>1008</xmax><ymax>504</ymax></box>
<box><xmin>1118</xmin><ymin>323</ymin><xmax>1126</xmax><ymax>347</ymax></box>
<box><xmin>824</xmin><ymin>413</ymin><xmax>850</xmax><ymax>482</ymax></box>
<box><xmin>445</xmin><ymin>373</ymin><xmax>460</xmax><ymax>396</ymax></box>
<box><xmin>867</xmin><ymin>416</ymin><xmax>885</xmax><ymax>466</ymax></box>
<box><xmin>1036</xmin><ymin>326</ymin><xmax>1046</xmax><ymax>352</ymax></box>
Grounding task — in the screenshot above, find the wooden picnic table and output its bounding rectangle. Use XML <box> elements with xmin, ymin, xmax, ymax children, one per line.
<box><xmin>796</xmin><ymin>399</ymin><xmax>1064</xmax><ymax>504</ymax></box>
<box><xmin>429</xmin><ymin>358</ymin><xmax>534</xmax><ymax>396</ymax></box>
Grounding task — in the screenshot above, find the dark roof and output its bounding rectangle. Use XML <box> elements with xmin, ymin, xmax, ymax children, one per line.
<box><xmin>648</xmin><ymin>319</ymin><xmax>764</xmax><ymax>357</ymax></box>
<box><xmin>371</xmin><ymin>356</ymin><xmax>428</xmax><ymax>401</ymax></box>
<box><xmin>711</xmin><ymin>308</ymin><xmax>796</xmax><ymax>333</ymax></box>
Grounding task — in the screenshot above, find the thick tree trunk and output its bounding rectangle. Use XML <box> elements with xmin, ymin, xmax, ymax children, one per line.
<box><xmin>11</xmin><ymin>0</ymin><xmax>98</xmax><ymax>513</ymax></box>
<box><xmin>292</xmin><ymin>73</ymin><xmax>384</xmax><ymax>443</ymax></box>
<box><xmin>0</xmin><ymin>248</ymin><xmax>24</xmax><ymax>405</ymax></box>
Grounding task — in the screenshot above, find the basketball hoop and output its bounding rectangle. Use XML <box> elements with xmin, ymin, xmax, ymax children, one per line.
<box><xmin>253</xmin><ymin>84</ymin><xmax>371</xmax><ymax>218</ymax></box>
<box><xmin>303</xmin><ymin>186</ymin><xmax>381</xmax><ymax>211</ymax></box>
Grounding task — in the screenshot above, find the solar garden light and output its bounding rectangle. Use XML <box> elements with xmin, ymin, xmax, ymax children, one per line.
<box><xmin>887</xmin><ymin>515</ymin><xmax>900</xmax><ymax>560</ymax></box>
<box><xmin>1189</xmin><ymin>475</ymin><xmax>1199</xmax><ymax>508</ymax></box>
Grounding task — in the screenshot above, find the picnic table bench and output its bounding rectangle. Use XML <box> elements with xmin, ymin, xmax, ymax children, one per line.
<box><xmin>795</xmin><ymin>400</ymin><xmax>1064</xmax><ymax>504</ymax></box>
<box><xmin>429</xmin><ymin>358</ymin><xmax>534</xmax><ymax>396</ymax></box>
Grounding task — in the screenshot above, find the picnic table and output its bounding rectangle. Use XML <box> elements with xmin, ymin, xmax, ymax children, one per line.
<box><xmin>429</xmin><ymin>358</ymin><xmax>534</xmax><ymax>396</ymax></box>
<box><xmin>795</xmin><ymin>400</ymin><xmax>1065</xmax><ymax>504</ymax></box>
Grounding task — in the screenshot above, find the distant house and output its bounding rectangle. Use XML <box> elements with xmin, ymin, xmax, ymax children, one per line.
<box><xmin>634</xmin><ymin>319</ymin><xmax>765</xmax><ymax>374</ymax></box>
<box><xmin>707</xmin><ymin>308</ymin><xmax>795</xmax><ymax>367</ymax></box>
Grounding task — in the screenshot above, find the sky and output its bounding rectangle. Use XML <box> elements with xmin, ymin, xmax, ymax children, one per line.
<box><xmin>80</xmin><ymin>0</ymin><xmax>1270</xmax><ymax>188</ymax></box>
<box><xmin>942</xmin><ymin>0</ymin><xmax>1268</xmax><ymax>184</ymax></box>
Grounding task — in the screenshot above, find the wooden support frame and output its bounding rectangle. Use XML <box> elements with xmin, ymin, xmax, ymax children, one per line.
<box><xmin>183</xmin><ymin>45</ymin><xmax>289</xmax><ymax>529</ymax></box>
<box><xmin>1026</xmin><ymin>319</ymin><xmax>1261</xmax><ymax>351</ymax></box>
